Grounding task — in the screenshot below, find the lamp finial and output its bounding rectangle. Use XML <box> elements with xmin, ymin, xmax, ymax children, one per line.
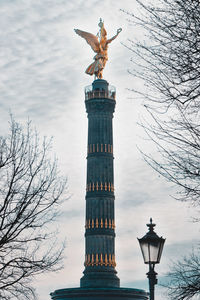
<box><xmin>147</xmin><ymin>218</ymin><xmax>156</xmax><ymax>232</ymax></box>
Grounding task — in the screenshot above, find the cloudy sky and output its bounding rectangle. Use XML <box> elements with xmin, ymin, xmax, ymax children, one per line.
<box><xmin>0</xmin><ymin>1</ymin><xmax>199</xmax><ymax>299</ymax></box>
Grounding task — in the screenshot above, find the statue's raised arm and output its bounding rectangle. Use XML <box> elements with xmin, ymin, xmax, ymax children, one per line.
<box><xmin>74</xmin><ymin>19</ymin><xmax>122</xmax><ymax>79</ymax></box>
<box><xmin>106</xmin><ymin>28</ymin><xmax>122</xmax><ymax>45</ymax></box>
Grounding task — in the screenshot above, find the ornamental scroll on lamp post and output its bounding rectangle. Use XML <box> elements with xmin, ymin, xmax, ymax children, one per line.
<box><xmin>138</xmin><ymin>218</ymin><xmax>165</xmax><ymax>300</ymax></box>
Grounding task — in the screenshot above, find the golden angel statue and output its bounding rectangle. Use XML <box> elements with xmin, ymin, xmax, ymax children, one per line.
<box><xmin>74</xmin><ymin>19</ymin><xmax>122</xmax><ymax>79</ymax></box>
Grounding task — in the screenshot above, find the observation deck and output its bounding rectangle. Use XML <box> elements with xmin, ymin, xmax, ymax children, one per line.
<box><xmin>85</xmin><ymin>84</ymin><xmax>116</xmax><ymax>101</ymax></box>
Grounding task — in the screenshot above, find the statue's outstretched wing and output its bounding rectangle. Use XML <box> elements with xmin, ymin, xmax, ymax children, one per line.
<box><xmin>74</xmin><ymin>29</ymin><xmax>100</xmax><ymax>53</ymax></box>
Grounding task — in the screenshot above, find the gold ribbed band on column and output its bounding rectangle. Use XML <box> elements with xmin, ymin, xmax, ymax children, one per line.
<box><xmin>88</xmin><ymin>144</ymin><xmax>113</xmax><ymax>154</ymax></box>
<box><xmin>85</xmin><ymin>218</ymin><xmax>115</xmax><ymax>229</ymax></box>
<box><xmin>86</xmin><ymin>182</ymin><xmax>114</xmax><ymax>192</ymax></box>
<box><xmin>84</xmin><ymin>253</ymin><xmax>116</xmax><ymax>267</ymax></box>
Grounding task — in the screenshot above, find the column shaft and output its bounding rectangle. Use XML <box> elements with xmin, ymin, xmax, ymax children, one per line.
<box><xmin>80</xmin><ymin>79</ymin><xmax>119</xmax><ymax>288</ymax></box>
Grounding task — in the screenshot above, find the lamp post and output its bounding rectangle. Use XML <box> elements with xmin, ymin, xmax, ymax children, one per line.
<box><xmin>138</xmin><ymin>218</ymin><xmax>165</xmax><ymax>300</ymax></box>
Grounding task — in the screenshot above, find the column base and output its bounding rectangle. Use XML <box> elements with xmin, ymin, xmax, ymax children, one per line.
<box><xmin>80</xmin><ymin>270</ymin><xmax>120</xmax><ymax>288</ymax></box>
<box><xmin>50</xmin><ymin>287</ymin><xmax>148</xmax><ymax>300</ymax></box>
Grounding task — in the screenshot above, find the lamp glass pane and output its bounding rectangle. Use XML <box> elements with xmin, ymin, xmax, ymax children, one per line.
<box><xmin>149</xmin><ymin>241</ymin><xmax>160</xmax><ymax>263</ymax></box>
<box><xmin>157</xmin><ymin>239</ymin><xmax>165</xmax><ymax>263</ymax></box>
<box><xmin>139</xmin><ymin>241</ymin><xmax>149</xmax><ymax>263</ymax></box>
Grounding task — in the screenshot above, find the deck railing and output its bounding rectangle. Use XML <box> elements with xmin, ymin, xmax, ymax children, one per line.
<box><xmin>85</xmin><ymin>85</ymin><xmax>116</xmax><ymax>100</ymax></box>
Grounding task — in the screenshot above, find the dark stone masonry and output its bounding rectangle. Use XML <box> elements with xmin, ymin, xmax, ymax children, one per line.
<box><xmin>50</xmin><ymin>79</ymin><xmax>148</xmax><ymax>300</ymax></box>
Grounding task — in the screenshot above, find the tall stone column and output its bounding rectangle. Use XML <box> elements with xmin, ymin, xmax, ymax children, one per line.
<box><xmin>50</xmin><ymin>78</ymin><xmax>148</xmax><ymax>300</ymax></box>
<box><xmin>80</xmin><ymin>78</ymin><xmax>119</xmax><ymax>288</ymax></box>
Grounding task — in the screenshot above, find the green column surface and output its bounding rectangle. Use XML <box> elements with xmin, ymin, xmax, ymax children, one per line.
<box><xmin>80</xmin><ymin>79</ymin><xmax>119</xmax><ymax>288</ymax></box>
<box><xmin>50</xmin><ymin>79</ymin><xmax>148</xmax><ymax>300</ymax></box>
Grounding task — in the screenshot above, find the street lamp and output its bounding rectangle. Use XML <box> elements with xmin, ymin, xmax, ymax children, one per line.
<box><xmin>138</xmin><ymin>218</ymin><xmax>165</xmax><ymax>300</ymax></box>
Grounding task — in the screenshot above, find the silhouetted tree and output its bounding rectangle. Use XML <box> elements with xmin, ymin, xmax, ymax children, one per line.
<box><xmin>140</xmin><ymin>106</ymin><xmax>200</xmax><ymax>207</ymax></box>
<box><xmin>0</xmin><ymin>117</ymin><xmax>67</xmax><ymax>300</ymax></box>
<box><xmin>126</xmin><ymin>0</ymin><xmax>200</xmax><ymax>109</ymax></box>
<box><xmin>166</xmin><ymin>250</ymin><xmax>200</xmax><ymax>300</ymax></box>
<box><xmin>125</xmin><ymin>0</ymin><xmax>200</xmax><ymax>205</ymax></box>
<box><xmin>125</xmin><ymin>0</ymin><xmax>200</xmax><ymax>298</ymax></box>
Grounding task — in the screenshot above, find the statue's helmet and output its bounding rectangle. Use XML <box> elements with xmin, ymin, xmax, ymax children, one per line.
<box><xmin>98</xmin><ymin>18</ymin><xmax>103</xmax><ymax>28</ymax></box>
<box><xmin>99</xmin><ymin>18</ymin><xmax>107</xmax><ymax>37</ymax></box>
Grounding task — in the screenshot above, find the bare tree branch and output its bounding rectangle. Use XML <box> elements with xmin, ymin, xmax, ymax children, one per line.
<box><xmin>166</xmin><ymin>250</ymin><xmax>200</xmax><ymax>300</ymax></box>
<box><xmin>125</xmin><ymin>0</ymin><xmax>200</xmax><ymax>298</ymax></box>
<box><xmin>0</xmin><ymin>117</ymin><xmax>67</xmax><ymax>300</ymax></box>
